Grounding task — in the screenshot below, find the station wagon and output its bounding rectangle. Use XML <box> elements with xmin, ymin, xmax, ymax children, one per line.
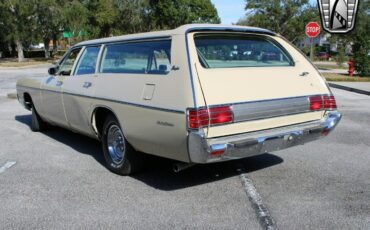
<box><xmin>16</xmin><ymin>24</ymin><xmax>342</xmax><ymax>175</ymax></box>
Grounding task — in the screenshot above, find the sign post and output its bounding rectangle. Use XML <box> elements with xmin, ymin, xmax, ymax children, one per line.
<box><xmin>305</xmin><ymin>22</ymin><xmax>321</xmax><ymax>61</ymax></box>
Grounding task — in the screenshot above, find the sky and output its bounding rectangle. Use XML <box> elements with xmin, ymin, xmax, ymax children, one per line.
<box><xmin>211</xmin><ymin>0</ymin><xmax>318</xmax><ymax>25</ymax></box>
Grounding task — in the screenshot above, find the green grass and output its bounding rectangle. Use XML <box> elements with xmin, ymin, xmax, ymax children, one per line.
<box><xmin>322</xmin><ymin>73</ymin><xmax>370</xmax><ymax>82</ymax></box>
<box><xmin>0</xmin><ymin>58</ymin><xmax>54</xmax><ymax>67</ymax></box>
<box><xmin>315</xmin><ymin>64</ymin><xmax>348</xmax><ymax>70</ymax></box>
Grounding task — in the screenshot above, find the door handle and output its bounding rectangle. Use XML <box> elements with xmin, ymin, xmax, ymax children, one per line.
<box><xmin>56</xmin><ymin>81</ymin><xmax>63</xmax><ymax>86</ymax></box>
<box><xmin>83</xmin><ymin>82</ymin><xmax>92</xmax><ymax>88</ymax></box>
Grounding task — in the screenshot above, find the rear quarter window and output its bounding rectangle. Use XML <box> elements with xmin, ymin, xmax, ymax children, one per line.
<box><xmin>194</xmin><ymin>34</ymin><xmax>294</xmax><ymax>68</ymax></box>
<box><xmin>100</xmin><ymin>40</ymin><xmax>171</xmax><ymax>75</ymax></box>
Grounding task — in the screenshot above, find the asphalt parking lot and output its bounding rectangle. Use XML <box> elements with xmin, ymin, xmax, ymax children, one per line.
<box><xmin>0</xmin><ymin>66</ymin><xmax>369</xmax><ymax>229</ymax></box>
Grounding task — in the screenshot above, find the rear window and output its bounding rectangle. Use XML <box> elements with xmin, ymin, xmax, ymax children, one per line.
<box><xmin>194</xmin><ymin>34</ymin><xmax>293</xmax><ymax>68</ymax></box>
<box><xmin>101</xmin><ymin>40</ymin><xmax>171</xmax><ymax>75</ymax></box>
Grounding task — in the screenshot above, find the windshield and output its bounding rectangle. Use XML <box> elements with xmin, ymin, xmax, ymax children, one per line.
<box><xmin>194</xmin><ymin>34</ymin><xmax>293</xmax><ymax>68</ymax></box>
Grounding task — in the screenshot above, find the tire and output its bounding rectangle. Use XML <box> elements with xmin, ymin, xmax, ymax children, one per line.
<box><xmin>101</xmin><ymin>115</ymin><xmax>143</xmax><ymax>175</ymax></box>
<box><xmin>31</xmin><ymin>105</ymin><xmax>47</xmax><ymax>132</ymax></box>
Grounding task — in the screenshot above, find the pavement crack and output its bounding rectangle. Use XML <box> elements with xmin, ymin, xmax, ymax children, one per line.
<box><xmin>236</xmin><ymin>165</ymin><xmax>277</xmax><ymax>230</ymax></box>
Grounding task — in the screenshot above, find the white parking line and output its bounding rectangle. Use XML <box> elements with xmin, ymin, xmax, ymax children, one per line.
<box><xmin>0</xmin><ymin>161</ymin><xmax>16</xmax><ymax>174</ymax></box>
<box><xmin>237</xmin><ymin>166</ymin><xmax>277</xmax><ymax>230</ymax></box>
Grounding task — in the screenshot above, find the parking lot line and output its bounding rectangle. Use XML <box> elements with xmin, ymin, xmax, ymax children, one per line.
<box><xmin>0</xmin><ymin>161</ymin><xmax>16</xmax><ymax>174</ymax></box>
<box><xmin>237</xmin><ymin>166</ymin><xmax>277</xmax><ymax>230</ymax></box>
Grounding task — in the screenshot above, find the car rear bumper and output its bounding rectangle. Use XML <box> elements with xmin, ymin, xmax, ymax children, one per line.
<box><xmin>188</xmin><ymin>111</ymin><xmax>341</xmax><ymax>163</ymax></box>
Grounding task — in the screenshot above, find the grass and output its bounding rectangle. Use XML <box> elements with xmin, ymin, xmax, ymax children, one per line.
<box><xmin>0</xmin><ymin>58</ymin><xmax>54</xmax><ymax>67</ymax></box>
<box><xmin>322</xmin><ymin>72</ymin><xmax>370</xmax><ymax>82</ymax></box>
<box><xmin>315</xmin><ymin>64</ymin><xmax>348</xmax><ymax>70</ymax></box>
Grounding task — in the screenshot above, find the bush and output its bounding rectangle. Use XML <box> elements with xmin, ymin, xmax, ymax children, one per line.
<box><xmin>335</xmin><ymin>47</ymin><xmax>346</xmax><ymax>67</ymax></box>
<box><xmin>353</xmin><ymin>41</ymin><xmax>370</xmax><ymax>76</ymax></box>
<box><xmin>54</xmin><ymin>50</ymin><xmax>67</xmax><ymax>58</ymax></box>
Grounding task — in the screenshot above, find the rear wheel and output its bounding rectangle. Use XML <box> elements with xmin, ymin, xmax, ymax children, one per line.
<box><xmin>101</xmin><ymin>115</ymin><xmax>143</xmax><ymax>175</ymax></box>
<box><xmin>31</xmin><ymin>105</ymin><xmax>47</xmax><ymax>132</ymax></box>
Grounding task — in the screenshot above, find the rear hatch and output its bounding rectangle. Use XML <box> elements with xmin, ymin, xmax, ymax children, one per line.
<box><xmin>191</xmin><ymin>33</ymin><xmax>330</xmax><ymax>138</ymax></box>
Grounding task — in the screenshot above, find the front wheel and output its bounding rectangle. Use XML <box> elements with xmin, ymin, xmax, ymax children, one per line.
<box><xmin>101</xmin><ymin>115</ymin><xmax>143</xmax><ymax>175</ymax></box>
<box><xmin>31</xmin><ymin>105</ymin><xmax>47</xmax><ymax>132</ymax></box>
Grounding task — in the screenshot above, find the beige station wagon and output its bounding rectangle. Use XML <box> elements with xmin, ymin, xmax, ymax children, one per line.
<box><xmin>16</xmin><ymin>24</ymin><xmax>341</xmax><ymax>175</ymax></box>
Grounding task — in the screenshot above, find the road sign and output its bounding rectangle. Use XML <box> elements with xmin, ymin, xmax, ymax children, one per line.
<box><xmin>306</xmin><ymin>22</ymin><xmax>321</xmax><ymax>38</ymax></box>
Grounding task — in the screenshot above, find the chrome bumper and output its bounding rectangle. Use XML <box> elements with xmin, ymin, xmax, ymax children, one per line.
<box><xmin>188</xmin><ymin>111</ymin><xmax>342</xmax><ymax>163</ymax></box>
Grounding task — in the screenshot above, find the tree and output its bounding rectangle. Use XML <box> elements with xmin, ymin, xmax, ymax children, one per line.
<box><xmin>114</xmin><ymin>0</ymin><xmax>150</xmax><ymax>34</ymax></box>
<box><xmin>351</xmin><ymin>1</ymin><xmax>370</xmax><ymax>76</ymax></box>
<box><xmin>237</xmin><ymin>0</ymin><xmax>319</xmax><ymax>42</ymax></box>
<box><xmin>62</xmin><ymin>0</ymin><xmax>89</xmax><ymax>43</ymax></box>
<box><xmin>1</xmin><ymin>0</ymin><xmax>37</xmax><ymax>62</ymax></box>
<box><xmin>81</xmin><ymin>0</ymin><xmax>149</xmax><ymax>38</ymax></box>
<box><xmin>148</xmin><ymin>0</ymin><xmax>220</xmax><ymax>30</ymax></box>
<box><xmin>35</xmin><ymin>0</ymin><xmax>64</xmax><ymax>58</ymax></box>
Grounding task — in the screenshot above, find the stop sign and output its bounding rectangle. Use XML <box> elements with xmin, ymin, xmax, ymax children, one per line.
<box><xmin>306</xmin><ymin>22</ymin><xmax>320</xmax><ymax>38</ymax></box>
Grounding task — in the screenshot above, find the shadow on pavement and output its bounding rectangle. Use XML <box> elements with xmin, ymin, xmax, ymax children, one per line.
<box><xmin>15</xmin><ymin>114</ymin><xmax>283</xmax><ymax>191</ymax></box>
<box><xmin>15</xmin><ymin>114</ymin><xmax>105</xmax><ymax>167</ymax></box>
<box><xmin>134</xmin><ymin>153</ymin><xmax>283</xmax><ymax>191</ymax></box>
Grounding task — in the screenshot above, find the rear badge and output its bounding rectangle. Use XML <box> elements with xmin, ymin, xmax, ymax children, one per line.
<box><xmin>157</xmin><ymin>121</ymin><xmax>174</xmax><ymax>127</ymax></box>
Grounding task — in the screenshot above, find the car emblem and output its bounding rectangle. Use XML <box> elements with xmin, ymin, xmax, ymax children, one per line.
<box><xmin>317</xmin><ymin>0</ymin><xmax>359</xmax><ymax>33</ymax></box>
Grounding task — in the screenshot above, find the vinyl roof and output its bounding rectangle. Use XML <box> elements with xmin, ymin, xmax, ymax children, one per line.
<box><xmin>76</xmin><ymin>24</ymin><xmax>276</xmax><ymax>47</ymax></box>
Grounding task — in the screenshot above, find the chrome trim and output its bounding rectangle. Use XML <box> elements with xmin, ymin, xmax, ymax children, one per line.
<box><xmin>232</xmin><ymin>96</ymin><xmax>310</xmax><ymax>123</ymax></box>
<box><xmin>188</xmin><ymin>111</ymin><xmax>342</xmax><ymax>163</ymax></box>
<box><xmin>185</xmin><ymin>27</ymin><xmax>276</xmax><ymax>36</ymax></box>
<box><xmin>185</xmin><ymin>30</ymin><xmax>198</xmax><ymax>107</ymax></box>
<box><xmin>210</xmin><ymin>144</ymin><xmax>227</xmax><ymax>153</ymax></box>
<box><xmin>186</xmin><ymin>94</ymin><xmax>332</xmax><ymax>129</ymax></box>
<box><xmin>75</xmin><ymin>36</ymin><xmax>172</xmax><ymax>48</ymax></box>
<box><xmin>17</xmin><ymin>85</ymin><xmax>185</xmax><ymax>114</ymax></box>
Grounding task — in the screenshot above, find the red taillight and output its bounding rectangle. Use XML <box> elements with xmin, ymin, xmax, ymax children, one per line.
<box><xmin>209</xmin><ymin>106</ymin><xmax>233</xmax><ymax>125</ymax></box>
<box><xmin>323</xmin><ymin>95</ymin><xmax>337</xmax><ymax>109</ymax></box>
<box><xmin>309</xmin><ymin>96</ymin><xmax>323</xmax><ymax>111</ymax></box>
<box><xmin>309</xmin><ymin>95</ymin><xmax>337</xmax><ymax>111</ymax></box>
<box><xmin>188</xmin><ymin>108</ymin><xmax>209</xmax><ymax>129</ymax></box>
<box><xmin>187</xmin><ymin>106</ymin><xmax>233</xmax><ymax>129</ymax></box>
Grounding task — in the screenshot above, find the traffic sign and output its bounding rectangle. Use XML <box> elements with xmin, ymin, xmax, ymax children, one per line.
<box><xmin>306</xmin><ymin>22</ymin><xmax>321</xmax><ymax>38</ymax></box>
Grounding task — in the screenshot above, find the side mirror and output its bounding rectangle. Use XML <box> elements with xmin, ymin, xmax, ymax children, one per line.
<box><xmin>48</xmin><ymin>67</ymin><xmax>57</xmax><ymax>75</ymax></box>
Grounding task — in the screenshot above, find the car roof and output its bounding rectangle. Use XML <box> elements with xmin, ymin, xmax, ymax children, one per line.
<box><xmin>76</xmin><ymin>24</ymin><xmax>276</xmax><ymax>47</ymax></box>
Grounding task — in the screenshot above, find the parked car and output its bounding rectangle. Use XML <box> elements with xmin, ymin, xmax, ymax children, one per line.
<box><xmin>16</xmin><ymin>24</ymin><xmax>341</xmax><ymax>175</ymax></box>
<box><xmin>316</xmin><ymin>52</ymin><xmax>332</xmax><ymax>61</ymax></box>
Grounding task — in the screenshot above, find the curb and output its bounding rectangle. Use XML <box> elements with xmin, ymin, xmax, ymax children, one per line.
<box><xmin>7</xmin><ymin>93</ymin><xmax>17</xmax><ymax>99</ymax></box>
<box><xmin>329</xmin><ymin>83</ymin><xmax>370</xmax><ymax>96</ymax></box>
<box><xmin>0</xmin><ymin>63</ymin><xmax>51</xmax><ymax>69</ymax></box>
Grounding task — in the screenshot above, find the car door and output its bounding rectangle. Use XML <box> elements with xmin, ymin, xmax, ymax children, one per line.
<box><xmin>41</xmin><ymin>48</ymin><xmax>82</xmax><ymax>127</ymax></box>
<box><xmin>62</xmin><ymin>46</ymin><xmax>101</xmax><ymax>136</ymax></box>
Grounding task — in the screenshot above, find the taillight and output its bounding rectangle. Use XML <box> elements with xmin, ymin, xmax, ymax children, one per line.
<box><xmin>187</xmin><ymin>106</ymin><xmax>233</xmax><ymax>129</ymax></box>
<box><xmin>309</xmin><ymin>95</ymin><xmax>337</xmax><ymax>111</ymax></box>
<box><xmin>309</xmin><ymin>96</ymin><xmax>323</xmax><ymax>111</ymax></box>
<box><xmin>323</xmin><ymin>95</ymin><xmax>337</xmax><ymax>109</ymax></box>
<box><xmin>188</xmin><ymin>108</ymin><xmax>209</xmax><ymax>129</ymax></box>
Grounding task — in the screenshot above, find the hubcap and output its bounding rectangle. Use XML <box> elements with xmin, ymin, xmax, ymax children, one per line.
<box><xmin>107</xmin><ymin>124</ymin><xmax>125</xmax><ymax>164</ymax></box>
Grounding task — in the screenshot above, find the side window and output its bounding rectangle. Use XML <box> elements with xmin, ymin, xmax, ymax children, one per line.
<box><xmin>101</xmin><ymin>40</ymin><xmax>171</xmax><ymax>75</ymax></box>
<box><xmin>150</xmin><ymin>50</ymin><xmax>171</xmax><ymax>73</ymax></box>
<box><xmin>58</xmin><ymin>48</ymin><xmax>82</xmax><ymax>76</ymax></box>
<box><xmin>75</xmin><ymin>46</ymin><xmax>100</xmax><ymax>75</ymax></box>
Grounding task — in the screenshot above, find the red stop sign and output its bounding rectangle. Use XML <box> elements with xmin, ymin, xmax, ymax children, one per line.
<box><xmin>306</xmin><ymin>22</ymin><xmax>320</xmax><ymax>38</ymax></box>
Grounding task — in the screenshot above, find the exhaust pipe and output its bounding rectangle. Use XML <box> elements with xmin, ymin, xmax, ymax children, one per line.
<box><xmin>173</xmin><ymin>162</ymin><xmax>194</xmax><ymax>173</ymax></box>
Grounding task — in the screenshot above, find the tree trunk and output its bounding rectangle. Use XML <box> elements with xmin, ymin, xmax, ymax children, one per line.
<box><xmin>10</xmin><ymin>43</ymin><xmax>17</xmax><ymax>57</ymax></box>
<box><xmin>16</xmin><ymin>40</ymin><xmax>24</xmax><ymax>62</ymax></box>
<box><xmin>52</xmin><ymin>33</ymin><xmax>58</xmax><ymax>53</ymax></box>
<box><xmin>44</xmin><ymin>38</ymin><xmax>50</xmax><ymax>59</ymax></box>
